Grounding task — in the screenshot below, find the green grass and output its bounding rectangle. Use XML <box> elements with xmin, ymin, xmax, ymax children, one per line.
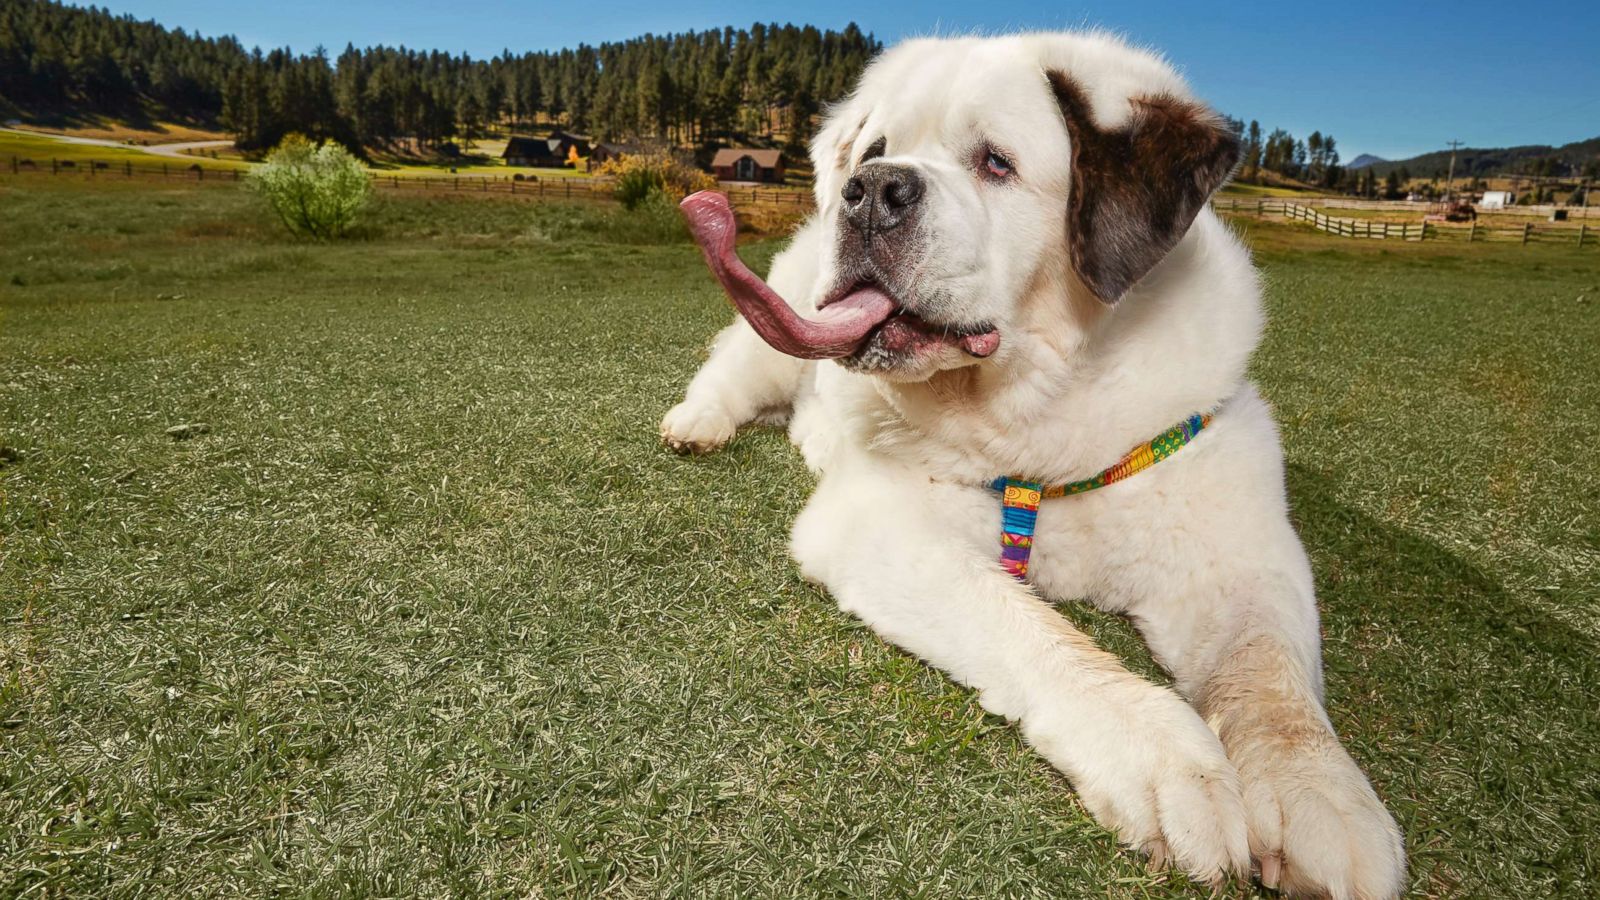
<box><xmin>1218</xmin><ymin>182</ymin><xmax>1319</xmax><ymax>199</ymax></box>
<box><xmin>1</xmin><ymin>132</ymin><xmax>250</xmax><ymax>172</ymax></box>
<box><xmin>2</xmin><ymin>178</ymin><xmax>1597</xmax><ymax>897</ymax></box>
<box><xmin>0</xmin><ymin>132</ymin><xmax>591</xmax><ymax>182</ymax></box>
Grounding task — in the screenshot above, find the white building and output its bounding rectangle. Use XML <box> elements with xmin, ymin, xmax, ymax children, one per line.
<box><xmin>1480</xmin><ymin>190</ymin><xmax>1514</xmax><ymax>209</ymax></box>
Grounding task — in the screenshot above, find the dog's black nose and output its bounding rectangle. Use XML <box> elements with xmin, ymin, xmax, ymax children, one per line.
<box><xmin>842</xmin><ymin>164</ymin><xmax>924</xmax><ymax>234</ymax></box>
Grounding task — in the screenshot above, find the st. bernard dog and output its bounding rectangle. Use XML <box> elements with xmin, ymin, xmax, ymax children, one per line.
<box><xmin>660</xmin><ymin>31</ymin><xmax>1405</xmax><ymax>899</ymax></box>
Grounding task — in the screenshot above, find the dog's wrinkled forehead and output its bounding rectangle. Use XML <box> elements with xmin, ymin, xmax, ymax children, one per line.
<box><xmin>812</xmin><ymin>34</ymin><xmax>1197</xmax><ymax>203</ymax></box>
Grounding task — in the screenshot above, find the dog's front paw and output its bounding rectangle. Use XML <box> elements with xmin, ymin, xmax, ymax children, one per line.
<box><xmin>660</xmin><ymin>401</ymin><xmax>736</xmax><ymax>454</ymax></box>
<box><xmin>1037</xmin><ymin>694</ymin><xmax>1250</xmax><ymax>887</ymax></box>
<box><xmin>1236</xmin><ymin>735</ymin><xmax>1405</xmax><ymax>899</ymax></box>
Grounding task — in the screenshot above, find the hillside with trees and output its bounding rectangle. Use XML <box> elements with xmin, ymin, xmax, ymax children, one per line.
<box><xmin>1231</xmin><ymin>118</ymin><xmax>1348</xmax><ymax>190</ymax></box>
<box><xmin>12</xmin><ymin>0</ymin><xmax>1568</xmax><ymax>201</ymax></box>
<box><xmin>1360</xmin><ymin>137</ymin><xmax>1600</xmax><ymax>180</ymax></box>
<box><xmin>0</xmin><ymin>0</ymin><xmax>878</xmax><ymax>155</ymax></box>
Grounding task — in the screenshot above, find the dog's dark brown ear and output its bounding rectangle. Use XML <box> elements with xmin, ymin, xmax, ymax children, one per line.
<box><xmin>1048</xmin><ymin>71</ymin><xmax>1241</xmax><ymax>304</ymax></box>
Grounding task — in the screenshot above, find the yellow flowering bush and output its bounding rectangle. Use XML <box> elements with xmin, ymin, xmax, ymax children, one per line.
<box><xmin>600</xmin><ymin>152</ymin><xmax>716</xmax><ymax>210</ymax></box>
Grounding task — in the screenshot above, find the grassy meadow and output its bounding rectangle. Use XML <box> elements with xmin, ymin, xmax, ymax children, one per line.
<box><xmin>2</xmin><ymin>176</ymin><xmax>1598</xmax><ymax>897</ymax></box>
<box><xmin>0</xmin><ymin>131</ymin><xmax>590</xmax><ymax>181</ymax></box>
<box><xmin>0</xmin><ymin>130</ymin><xmax>249</xmax><ymax>172</ymax></box>
<box><xmin>2</xmin><ymin>119</ymin><xmax>229</xmax><ymax>144</ymax></box>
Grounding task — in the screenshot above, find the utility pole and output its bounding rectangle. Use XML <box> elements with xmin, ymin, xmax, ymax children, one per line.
<box><xmin>1444</xmin><ymin>139</ymin><xmax>1464</xmax><ymax>202</ymax></box>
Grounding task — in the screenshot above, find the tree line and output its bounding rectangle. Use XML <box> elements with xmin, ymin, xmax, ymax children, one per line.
<box><xmin>4</xmin><ymin>0</ymin><xmax>1394</xmax><ymax>199</ymax></box>
<box><xmin>1229</xmin><ymin>118</ymin><xmax>1347</xmax><ymax>190</ymax></box>
<box><xmin>1</xmin><ymin>0</ymin><xmax>878</xmax><ymax>154</ymax></box>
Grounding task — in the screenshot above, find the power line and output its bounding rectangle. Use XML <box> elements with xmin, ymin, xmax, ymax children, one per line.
<box><xmin>1444</xmin><ymin>140</ymin><xmax>1464</xmax><ymax>201</ymax></box>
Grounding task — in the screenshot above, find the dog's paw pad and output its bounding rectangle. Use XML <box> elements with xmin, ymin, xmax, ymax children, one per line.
<box><xmin>1242</xmin><ymin>745</ymin><xmax>1406</xmax><ymax>899</ymax></box>
<box><xmin>660</xmin><ymin>402</ymin><xmax>736</xmax><ymax>454</ymax></box>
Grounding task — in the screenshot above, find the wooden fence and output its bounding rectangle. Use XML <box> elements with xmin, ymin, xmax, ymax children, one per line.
<box><xmin>1283</xmin><ymin>202</ymin><xmax>1425</xmax><ymax>240</ymax></box>
<box><xmin>1281</xmin><ymin>196</ymin><xmax>1600</xmax><ymax>220</ymax></box>
<box><xmin>371</xmin><ymin>171</ymin><xmax>812</xmax><ymax>207</ymax></box>
<box><xmin>9</xmin><ymin>155</ymin><xmax>1590</xmax><ymax>246</ymax></box>
<box><xmin>1214</xmin><ymin>199</ymin><xmax>1595</xmax><ymax>248</ymax></box>
<box><xmin>8</xmin><ymin>155</ymin><xmax>246</xmax><ymax>181</ymax></box>
<box><xmin>4</xmin><ymin>154</ymin><xmax>815</xmax><ymax>209</ymax></box>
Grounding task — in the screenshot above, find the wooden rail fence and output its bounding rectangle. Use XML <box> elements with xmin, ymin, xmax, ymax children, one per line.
<box><xmin>7</xmin><ymin>155</ymin><xmax>245</xmax><ymax>181</ymax></box>
<box><xmin>1213</xmin><ymin>199</ymin><xmax>1595</xmax><ymax>249</ymax></box>
<box><xmin>4</xmin><ymin>154</ymin><xmax>815</xmax><ymax>209</ymax></box>
<box><xmin>7</xmin><ymin>155</ymin><xmax>1589</xmax><ymax>246</ymax></box>
<box><xmin>1275</xmin><ymin>196</ymin><xmax>1600</xmax><ymax>220</ymax></box>
<box><xmin>1283</xmin><ymin>202</ymin><xmax>1424</xmax><ymax>240</ymax></box>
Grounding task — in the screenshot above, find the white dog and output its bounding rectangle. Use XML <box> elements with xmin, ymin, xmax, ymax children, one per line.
<box><xmin>662</xmin><ymin>32</ymin><xmax>1405</xmax><ymax>899</ymax></box>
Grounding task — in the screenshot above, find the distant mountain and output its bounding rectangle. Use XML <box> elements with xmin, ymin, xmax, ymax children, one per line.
<box><xmin>1363</xmin><ymin>136</ymin><xmax>1600</xmax><ymax>179</ymax></box>
<box><xmin>1345</xmin><ymin>153</ymin><xmax>1386</xmax><ymax>170</ymax></box>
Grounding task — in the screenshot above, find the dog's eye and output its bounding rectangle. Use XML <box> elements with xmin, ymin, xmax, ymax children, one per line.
<box><xmin>861</xmin><ymin>137</ymin><xmax>886</xmax><ymax>164</ymax></box>
<box><xmin>984</xmin><ymin>150</ymin><xmax>1014</xmax><ymax>179</ymax></box>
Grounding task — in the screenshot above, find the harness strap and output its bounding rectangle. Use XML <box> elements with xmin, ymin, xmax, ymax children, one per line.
<box><xmin>992</xmin><ymin>413</ymin><xmax>1213</xmax><ymax>581</ymax></box>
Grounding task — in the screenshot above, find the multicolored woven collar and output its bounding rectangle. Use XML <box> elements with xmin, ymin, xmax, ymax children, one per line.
<box><xmin>992</xmin><ymin>412</ymin><xmax>1212</xmax><ymax>581</ymax></box>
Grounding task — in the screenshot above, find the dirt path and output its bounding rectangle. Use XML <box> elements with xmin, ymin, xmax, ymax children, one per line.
<box><xmin>0</xmin><ymin>127</ymin><xmax>233</xmax><ymax>159</ymax></box>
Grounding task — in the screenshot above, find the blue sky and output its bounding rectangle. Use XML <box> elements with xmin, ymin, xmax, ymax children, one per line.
<box><xmin>87</xmin><ymin>1</ymin><xmax>1600</xmax><ymax>160</ymax></box>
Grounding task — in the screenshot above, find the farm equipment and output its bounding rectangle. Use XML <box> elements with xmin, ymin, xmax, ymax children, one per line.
<box><xmin>1425</xmin><ymin>200</ymin><xmax>1477</xmax><ymax>224</ymax></box>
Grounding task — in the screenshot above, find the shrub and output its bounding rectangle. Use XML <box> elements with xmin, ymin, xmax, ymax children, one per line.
<box><xmin>600</xmin><ymin>188</ymin><xmax>695</xmax><ymax>243</ymax></box>
<box><xmin>248</xmin><ymin>134</ymin><xmax>372</xmax><ymax>239</ymax></box>
<box><xmin>599</xmin><ymin>152</ymin><xmax>716</xmax><ymax>210</ymax></box>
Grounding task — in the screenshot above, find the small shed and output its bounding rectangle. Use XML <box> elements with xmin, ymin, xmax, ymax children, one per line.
<box><xmin>588</xmin><ymin>142</ymin><xmax>641</xmax><ymax>171</ymax></box>
<box><xmin>1480</xmin><ymin>190</ymin><xmax>1514</xmax><ymax>210</ymax></box>
<box><xmin>711</xmin><ymin>148</ymin><xmax>784</xmax><ymax>183</ymax></box>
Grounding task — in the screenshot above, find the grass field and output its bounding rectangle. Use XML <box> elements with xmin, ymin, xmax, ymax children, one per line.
<box><xmin>0</xmin><ymin>132</ymin><xmax>589</xmax><ymax>182</ymax></box>
<box><xmin>2</xmin><ymin>178</ymin><xmax>1598</xmax><ymax>897</ymax></box>
<box><xmin>0</xmin><ymin>131</ymin><xmax>247</xmax><ymax>172</ymax></box>
<box><xmin>1218</xmin><ymin>182</ymin><xmax>1318</xmax><ymax>199</ymax></box>
<box><xmin>4</xmin><ymin>120</ymin><xmax>229</xmax><ymax>144</ymax></box>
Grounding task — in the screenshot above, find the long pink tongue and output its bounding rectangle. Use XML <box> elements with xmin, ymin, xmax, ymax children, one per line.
<box><xmin>680</xmin><ymin>191</ymin><xmax>896</xmax><ymax>359</ymax></box>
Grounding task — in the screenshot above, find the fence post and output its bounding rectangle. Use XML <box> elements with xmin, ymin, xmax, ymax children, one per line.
<box><xmin>565</xmin><ymin>180</ymin><xmax>571</xmax><ymax>198</ymax></box>
<box><xmin>197</xmin><ymin>166</ymin><xmax>203</xmax><ymax>181</ymax></box>
<box><xmin>1522</xmin><ymin>222</ymin><xmax>1531</xmax><ymax>245</ymax></box>
<box><xmin>8</xmin><ymin>155</ymin><xmax>14</xmax><ymax>174</ymax></box>
<box><xmin>163</xmin><ymin>163</ymin><xmax>168</xmax><ymax>178</ymax></box>
<box><xmin>52</xmin><ymin>158</ymin><xmax>58</xmax><ymax>175</ymax></box>
<box><xmin>1579</xmin><ymin>223</ymin><xmax>1587</xmax><ymax>248</ymax></box>
<box><xmin>1468</xmin><ymin>220</ymin><xmax>1475</xmax><ymax>242</ymax></box>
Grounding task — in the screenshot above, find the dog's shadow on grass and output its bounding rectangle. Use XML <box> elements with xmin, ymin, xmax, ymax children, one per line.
<box><xmin>1064</xmin><ymin>463</ymin><xmax>1599</xmax><ymax>896</ymax></box>
<box><xmin>1282</xmin><ymin>463</ymin><xmax>1598</xmax><ymax>896</ymax></box>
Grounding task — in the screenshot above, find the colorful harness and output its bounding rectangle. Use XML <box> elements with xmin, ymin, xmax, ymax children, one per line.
<box><xmin>992</xmin><ymin>412</ymin><xmax>1212</xmax><ymax>580</ymax></box>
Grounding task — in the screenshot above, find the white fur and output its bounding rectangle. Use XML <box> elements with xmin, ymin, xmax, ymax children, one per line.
<box><xmin>662</xmin><ymin>32</ymin><xmax>1405</xmax><ymax>899</ymax></box>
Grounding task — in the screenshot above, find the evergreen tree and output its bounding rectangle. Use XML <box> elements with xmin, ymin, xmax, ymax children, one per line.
<box><xmin>1243</xmin><ymin>120</ymin><xmax>1263</xmax><ymax>182</ymax></box>
<box><xmin>6</xmin><ymin>0</ymin><xmax>1375</xmax><ymax>182</ymax></box>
